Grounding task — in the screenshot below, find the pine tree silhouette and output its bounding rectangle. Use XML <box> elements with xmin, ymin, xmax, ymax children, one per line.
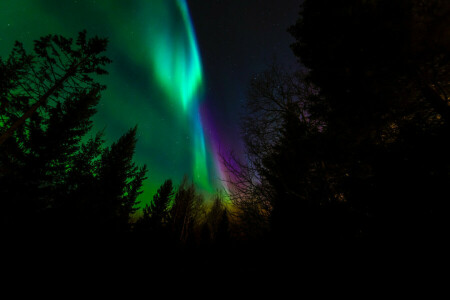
<box><xmin>0</xmin><ymin>31</ymin><xmax>147</xmax><ymax>234</ymax></box>
<box><xmin>134</xmin><ymin>179</ymin><xmax>173</xmax><ymax>234</ymax></box>
<box><xmin>0</xmin><ymin>30</ymin><xmax>111</xmax><ymax>146</ymax></box>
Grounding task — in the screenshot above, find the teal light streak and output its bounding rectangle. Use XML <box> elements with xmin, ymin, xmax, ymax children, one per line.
<box><xmin>149</xmin><ymin>0</ymin><xmax>203</xmax><ymax>111</ymax></box>
<box><xmin>148</xmin><ymin>0</ymin><xmax>215</xmax><ymax>193</ymax></box>
<box><xmin>192</xmin><ymin>108</ymin><xmax>210</xmax><ymax>191</ymax></box>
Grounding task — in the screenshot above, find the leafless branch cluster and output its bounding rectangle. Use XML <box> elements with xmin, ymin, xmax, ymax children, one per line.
<box><xmin>221</xmin><ymin>63</ymin><xmax>319</xmax><ymax>238</ymax></box>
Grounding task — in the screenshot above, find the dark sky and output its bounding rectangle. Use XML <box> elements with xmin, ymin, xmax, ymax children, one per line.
<box><xmin>0</xmin><ymin>0</ymin><xmax>302</xmax><ymax>203</ymax></box>
<box><xmin>189</xmin><ymin>0</ymin><xmax>301</xmax><ymax>149</ymax></box>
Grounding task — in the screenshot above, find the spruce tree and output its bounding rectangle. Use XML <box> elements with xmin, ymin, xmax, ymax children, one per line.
<box><xmin>0</xmin><ymin>30</ymin><xmax>111</xmax><ymax>146</ymax></box>
<box><xmin>134</xmin><ymin>179</ymin><xmax>174</xmax><ymax>233</ymax></box>
<box><xmin>96</xmin><ymin>126</ymin><xmax>148</xmax><ymax>232</ymax></box>
<box><xmin>287</xmin><ymin>0</ymin><xmax>450</xmax><ymax>241</ymax></box>
<box><xmin>0</xmin><ymin>31</ymin><xmax>147</xmax><ymax>233</ymax></box>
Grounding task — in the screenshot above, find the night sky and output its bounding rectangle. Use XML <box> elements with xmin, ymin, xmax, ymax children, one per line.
<box><xmin>0</xmin><ymin>0</ymin><xmax>301</xmax><ymax>205</ymax></box>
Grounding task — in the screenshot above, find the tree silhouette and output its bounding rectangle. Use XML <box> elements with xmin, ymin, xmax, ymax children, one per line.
<box><xmin>134</xmin><ymin>179</ymin><xmax>174</xmax><ymax>234</ymax></box>
<box><xmin>168</xmin><ymin>177</ymin><xmax>198</xmax><ymax>243</ymax></box>
<box><xmin>215</xmin><ymin>209</ymin><xmax>230</xmax><ymax>246</ymax></box>
<box><xmin>287</xmin><ymin>0</ymin><xmax>449</xmax><ymax>241</ymax></box>
<box><xmin>0</xmin><ymin>31</ymin><xmax>146</xmax><ymax>233</ymax></box>
<box><xmin>221</xmin><ymin>1</ymin><xmax>449</xmax><ymax>244</ymax></box>
<box><xmin>95</xmin><ymin>126</ymin><xmax>148</xmax><ymax>232</ymax></box>
<box><xmin>0</xmin><ymin>30</ymin><xmax>111</xmax><ymax>146</ymax></box>
<box><xmin>0</xmin><ymin>87</ymin><xmax>102</xmax><ymax>230</ymax></box>
<box><xmin>222</xmin><ymin>64</ymin><xmax>331</xmax><ymax>241</ymax></box>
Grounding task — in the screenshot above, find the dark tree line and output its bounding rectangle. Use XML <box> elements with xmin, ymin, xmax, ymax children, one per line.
<box><xmin>2</xmin><ymin>1</ymin><xmax>447</xmax><ymax>273</ymax></box>
<box><xmin>0</xmin><ymin>31</ymin><xmax>232</xmax><ymax>245</ymax></box>
<box><xmin>134</xmin><ymin>177</ymin><xmax>231</xmax><ymax>245</ymax></box>
<box><xmin>0</xmin><ymin>31</ymin><xmax>149</xmax><ymax>233</ymax></box>
<box><xmin>225</xmin><ymin>0</ymin><xmax>449</xmax><ymax>246</ymax></box>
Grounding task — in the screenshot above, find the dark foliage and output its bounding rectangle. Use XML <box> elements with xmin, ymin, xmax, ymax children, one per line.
<box><xmin>0</xmin><ymin>30</ymin><xmax>112</xmax><ymax>146</ymax></box>
<box><xmin>223</xmin><ymin>0</ymin><xmax>449</xmax><ymax>248</ymax></box>
<box><xmin>134</xmin><ymin>179</ymin><xmax>174</xmax><ymax>234</ymax></box>
<box><xmin>0</xmin><ymin>31</ymin><xmax>146</xmax><ymax>234</ymax></box>
<box><xmin>286</xmin><ymin>0</ymin><xmax>449</xmax><ymax>242</ymax></box>
<box><xmin>2</xmin><ymin>1</ymin><xmax>447</xmax><ymax>274</ymax></box>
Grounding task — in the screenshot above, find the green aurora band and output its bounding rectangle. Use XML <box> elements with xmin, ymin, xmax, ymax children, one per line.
<box><xmin>0</xmin><ymin>0</ymin><xmax>227</xmax><ymax>205</ymax></box>
<box><xmin>150</xmin><ymin>0</ymin><xmax>203</xmax><ymax>111</ymax></box>
<box><xmin>148</xmin><ymin>0</ymin><xmax>212</xmax><ymax>192</ymax></box>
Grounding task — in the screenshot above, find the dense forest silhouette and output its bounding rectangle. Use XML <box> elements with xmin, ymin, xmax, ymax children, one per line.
<box><xmin>1</xmin><ymin>0</ymin><xmax>448</xmax><ymax>274</ymax></box>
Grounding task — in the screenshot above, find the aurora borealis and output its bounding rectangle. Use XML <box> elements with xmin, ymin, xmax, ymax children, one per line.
<box><xmin>0</xmin><ymin>0</ymin><xmax>300</xmax><ymax>206</ymax></box>
<box><xmin>1</xmin><ymin>0</ymin><xmax>445</xmax><ymax>274</ymax></box>
<box><xmin>145</xmin><ymin>0</ymin><xmax>218</xmax><ymax>194</ymax></box>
